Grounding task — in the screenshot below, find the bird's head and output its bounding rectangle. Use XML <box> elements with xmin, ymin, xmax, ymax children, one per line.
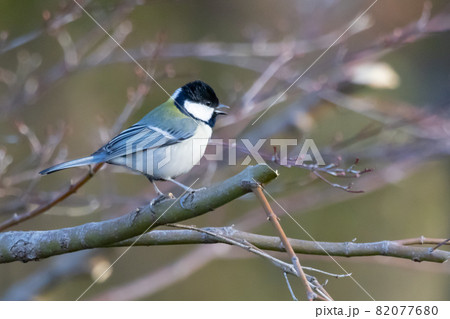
<box><xmin>172</xmin><ymin>80</ymin><xmax>228</xmax><ymax>127</ymax></box>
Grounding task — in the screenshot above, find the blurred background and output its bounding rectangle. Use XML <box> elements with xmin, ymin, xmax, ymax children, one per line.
<box><xmin>0</xmin><ymin>0</ymin><xmax>449</xmax><ymax>300</ymax></box>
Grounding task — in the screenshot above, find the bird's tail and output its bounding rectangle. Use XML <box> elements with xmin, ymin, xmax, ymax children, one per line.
<box><xmin>39</xmin><ymin>155</ymin><xmax>102</xmax><ymax>175</ymax></box>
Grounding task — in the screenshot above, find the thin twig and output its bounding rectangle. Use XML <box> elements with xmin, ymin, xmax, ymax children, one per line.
<box><xmin>283</xmin><ymin>272</ymin><xmax>298</xmax><ymax>301</ymax></box>
<box><xmin>0</xmin><ymin>69</ymin><xmax>155</xmax><ymax>231</ymax></box>
<box><xmin>394</xmin><ymin>236</ymin><xmax>450</xmax><ymax>247</ymax></box>
<box><xmin>167</xmin><ymin>223</ymin><xmax>297</xmax><ymax>275</ymax></box>
<box><xmin>241</xmin><ymin>52</ymin><xmax>293</xmax><ymax>114</ymax></box>
<box><xmin>251</xmin><ymin>184</ymin><xmax>320</xmax><ymax>301</ymax></box>
<box><xmin>312</xmin><ymin>170</ymin><xmax>364</xmax><ymax>193</ymax></box>
<box><xmin>431</xmin><ymin>239</ymin><xmax>450</xmax><ymax>252</ymax></box>
<box><xmin>307</xmin><ymin>276</ymin><xmax>333</xmax><ymax>301</ymax></box>
<box><xmin>302</xmin><ymin>266</ymin><xmax>352</xmax><ymax>278</ymax></box>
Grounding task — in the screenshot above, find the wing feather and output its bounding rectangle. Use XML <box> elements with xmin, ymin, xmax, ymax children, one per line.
<box><xmin>94</xmin><ymin>124</ymin><xmax>193</xmax><ymax>161</ymax></box>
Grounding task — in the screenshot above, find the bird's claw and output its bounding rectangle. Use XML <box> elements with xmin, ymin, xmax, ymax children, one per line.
<box><xmin>150</xmin><ymin>193</ymin><xmax>170</xmax><ymax>206</ymax></box>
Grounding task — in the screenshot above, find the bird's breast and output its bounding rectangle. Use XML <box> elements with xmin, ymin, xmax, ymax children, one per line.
<box><xmin>155</xmin><ymin>123</ymin><xmax>212</xmax><ymax>179</ymax></box>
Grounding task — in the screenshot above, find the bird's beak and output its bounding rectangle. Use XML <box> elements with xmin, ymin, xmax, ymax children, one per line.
<box><xmin>214</xmin><ymin>104</ymin><xmax>230</xmax><ymax>115</ymax></box>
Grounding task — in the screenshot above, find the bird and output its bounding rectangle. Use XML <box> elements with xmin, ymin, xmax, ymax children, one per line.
<box><xmin>40</xmin><ymin>80</ymin><xmax>228</xmax><ymax>198</ymax></box>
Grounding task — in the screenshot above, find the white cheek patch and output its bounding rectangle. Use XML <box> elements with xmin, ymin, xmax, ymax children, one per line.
<box><xmin>184</xmin><ymin>100</ymin><xmax>214</xmax><ymax>122</ymax></box>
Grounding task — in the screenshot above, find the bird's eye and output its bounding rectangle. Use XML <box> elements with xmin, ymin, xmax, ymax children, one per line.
<box><xmin>206</xmin><ymin>101</ymin><xmax>212</xmax><ymax>106</ymax></box>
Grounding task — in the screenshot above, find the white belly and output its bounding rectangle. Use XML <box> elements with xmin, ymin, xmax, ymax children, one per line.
<box><xmin>112</xmin><ymin>123</ymin><xmax>212</xmax><ymax>180</ymax></box>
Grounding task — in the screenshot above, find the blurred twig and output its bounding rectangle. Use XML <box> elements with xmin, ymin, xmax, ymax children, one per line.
<box><xmin>0</xmin><ymin>1</ymin><xmax>86</xmax><ymax>54</ymax></box>
<box><xmin>2</xmin><ymin>250</ymin><xmax>93</xmax><ymax>300</ymax></box>
<box><xmin>93</xmin><ymin>244</ymin><xmax>232</xmax><ymax>300</ymax></box>
<box><xmin>0</xmin><ymin>162</ymin><xmax>104</xmax><ymax>231</ymax></box>
<box><xmin>1</xmin><ymin>0</ymin><xmax>142</xmax><ymax>116</ymax></box>
<box><xmin>205</xmin><ymin>5</ymin><xmax>450</xmax><ymax>134</ymax></box>
<box><xmin>0</xmin><ymin>59</ymin><xmax>159</xmax><ymax>230</ymax></box>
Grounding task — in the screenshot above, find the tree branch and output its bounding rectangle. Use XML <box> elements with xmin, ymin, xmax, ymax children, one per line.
<box><xmin>0</xmin><ymin>164</ymin><xmax>278</xmax><ymax>263</ymax></box>
<box><xmin>113</xmin><ymin>227</ymin><xmax>450</xmax><ymax>263</ymax></box>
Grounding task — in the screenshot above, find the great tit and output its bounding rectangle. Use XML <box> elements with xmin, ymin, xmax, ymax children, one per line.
<box><xmin>40</xmin><ymin>80</ymin><xmax>228</xmax><ymax>196</ymax></box>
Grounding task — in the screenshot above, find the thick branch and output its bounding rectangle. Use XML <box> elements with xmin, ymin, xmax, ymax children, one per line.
<box><xmin>114</xmin><ymin>228</ymin><xmax>450</xmax><ymax>263</ymax></box>
<box><xmin>0</xmin><ymin>164</ymin><xmax>278</xmax><ymax>263</ymax></box>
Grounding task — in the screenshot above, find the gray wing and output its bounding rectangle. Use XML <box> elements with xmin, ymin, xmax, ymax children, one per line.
<box><xmin>94</xmin><ymin>123</ymin><xmax>194</xmax><ymax>161</ymax></box>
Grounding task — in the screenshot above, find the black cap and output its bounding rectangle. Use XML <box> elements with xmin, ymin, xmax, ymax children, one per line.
<box><xmin>178</xmin><ymin>80</ymin><xmax>219</xmax><ymax>108</ymax></box>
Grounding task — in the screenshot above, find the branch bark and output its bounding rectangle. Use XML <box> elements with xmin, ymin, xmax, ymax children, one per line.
<box><xmin>0</xmin><ymin>164</ymin><xmax>278</xmax><ymax>263</ymax></box>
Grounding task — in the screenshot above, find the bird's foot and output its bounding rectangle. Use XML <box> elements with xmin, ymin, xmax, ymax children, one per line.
<box><xmin>150</xmin><ymin>192</ymin><xmax>175</xmax><ymax>206</ymax></box>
